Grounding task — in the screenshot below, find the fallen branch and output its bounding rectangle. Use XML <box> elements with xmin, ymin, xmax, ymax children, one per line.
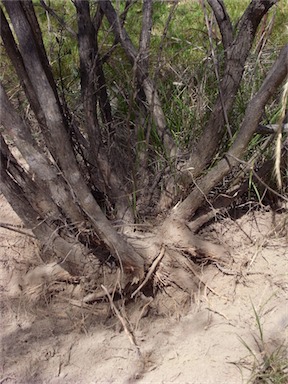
<box><xmin>101</xmin><ymin>284</ymin><xmax>141</xmax><ymax>356</ymax></box>
<box><xmin>0</xmin><ymin>222</ymin><xmax>36</xmax><ymax>238</ymax></box>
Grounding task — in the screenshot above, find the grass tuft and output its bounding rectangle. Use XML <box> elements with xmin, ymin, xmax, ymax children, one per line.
<box><xmin>238</xmin><ymin>302</ymin><xmax>288</xmax><ymax>384</ymax></box>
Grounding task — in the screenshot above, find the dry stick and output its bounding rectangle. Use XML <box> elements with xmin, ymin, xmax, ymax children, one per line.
<box><xmin>0</xmin><ymin>377</ymin><xmax>15</xmax><ymax>384</ymax></box>
<box><xmin>0</xmin><ymin>222</ymin><xmax>36</xmax><ymax>238</ymax></box>
<box><xmin>83</xmin><ymin>271</ymin><xmax>121</xmax><ymax>303</ymax></box>
<box><xmin>253</xmin><ymin>170</ymin><xmax>288</xmax><ymax>202</ymax></box>
<box><xmin>275</xmin><ymin>79</ymin><xmax>288</xmax><ymax>189</ymax></box>
<box><xmin>63</xmin><ymin>298</ymin><xmax>102</xmax><ymax>315</ymax></box>
<box><xmin>40</xmin><ymin>0</ymin><xmax>77</xmax><ymax>37</ymax></box>
<box><xmin>206</xmin><ymin>307</ymin><xmax>234</xmax><ymax>326</ymax></box>
<box><xmin>101</xmin><ymin>284</ymin><xmax>141</xmax><ymax>356</ymax></box>
<box><xmin>213</xmin><ymin>262</ymin><xmax>265</xmax><ymax>276</ymax></box>
<box><xmin>131</xmin><ymin>245</ymin><xmax>165</xmax><ymax>299</ymax></box>
<box><xmin>83</xmin><ymin>290</ymin><xmax>109</xmax><ymax>303</ymax></box>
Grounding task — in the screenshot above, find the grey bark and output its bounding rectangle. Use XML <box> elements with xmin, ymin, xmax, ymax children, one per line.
<box><xmin>74</xmin><ymin>0</ymin><xmax>133</xmax><ymax>223</ymax></box>
<box><xmin>185</xmin><ymin>0</ymin><xmax>278</xmax><ymax>178</ymax></box>
<box><xmin>0</xmin><ymin>159</ymin><xmax>89</xmax><ymax>275</ymax></box>
<box><xmin>2</xmin><ymin>0</ymin><xmax>144</xmax><ymax>276</ymax></box>
<box><xmin>0</xmin><ymin>84</ymin><xmax>85</xmax><ymax>224</ymax></box>
<box><xmin>207</xmin><ymin>0</ymin><xmax>233</xmax><ymax>50</ymax></box>
<box><xmin>156</xmin><ymin>0</ymin><xmax>278</xmax><ymax>212</ymax></box>
<box><xmin>99</xmin><ymin>0</ymin><xmax>177</xmax><ymax>157</ymax></box>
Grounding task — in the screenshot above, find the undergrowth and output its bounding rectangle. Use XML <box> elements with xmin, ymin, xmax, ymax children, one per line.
<box><xmin>238</xmin><ymin>302</ymin><xmax>288</xmax><ymax>384</ymax></box>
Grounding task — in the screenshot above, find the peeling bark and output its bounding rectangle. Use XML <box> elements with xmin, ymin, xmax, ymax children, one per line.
<box><xmin>0</xmin><ymin>84</ymin><xmax>84</xmax><ymax>224</ymax></box>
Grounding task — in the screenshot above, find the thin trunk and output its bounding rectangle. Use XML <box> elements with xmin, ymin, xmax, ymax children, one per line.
<box><xmin>207</xmin><ymin>0</ymin><xmax>233</xmax><ymax>51</ymax></box>
<box><xmin>185</xmin><ymin>0</ymin><xmax>277</xmax><ymax>178</ymax></box>
<box><xmin>3</xmin><ymin>0</ymin><xmax>144</xmax><ymax>276</ymax></box>
<box><xmin>0</xmin><ymin>84</ymin><xmax>85</xmax><ymax>224</ymax></box>
<box><xmin>171</xmin><ymin>44</ymin><xmax>287</xmax><ymax>222</ymax></box>
<box><xmin>75</xmin><ymin>0</ymin><xmax>134</xmax><ymax>223</ymax></box>
<box><xmin>100</xmin><ymin>0</ymin><xmax>177</xmax><ymax>157</ymax></box>
<box><xmin>0</xmin><ymin>7</ymin><xmax>46</xmax><ymax>128</ymax></box>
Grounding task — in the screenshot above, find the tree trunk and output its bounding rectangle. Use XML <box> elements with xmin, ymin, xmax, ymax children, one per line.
<box><xmin>1</xmin><ymin>0</ymin><xmax>144</xmax><ymax>277</ymax></box>
<box><xmin>0</xmin><ymin>0</ymin><xmax>285</xmax><ymax>305</ymax></box>
<box><xmin>170</xmin><ymin>44</ymin><xmax>288</xmax><ymax>222</ymax></box>
<box><xmin>158</xmin><ymin>0</ymin><xmax>279</xmax><ymax>210</ymax></box>
<box><xmin>185</xmin><ymin>0</ymin><xmax>278</xmax><ymax>178</ymax></box>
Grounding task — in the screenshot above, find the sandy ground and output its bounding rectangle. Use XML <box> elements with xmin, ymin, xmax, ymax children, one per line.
<box><xmin>0</xmin><ymin>193</ymin><xmax>287</xmax><ymax>384</ymax></box>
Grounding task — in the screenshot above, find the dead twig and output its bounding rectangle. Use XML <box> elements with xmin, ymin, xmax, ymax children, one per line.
<box><xmin>83</xmin><ymin>290</ymin><xmax>110</xmax><ymax>303</ymax></box>
<box><xmin>63</xmin><ymin>298</ymin><xmax>101</xmax><ymax>314</ymax></box>
<box><xmin>131</xmin><ymin>245</ymin><xmax>165</xmax><ymax>299</ymax></box>
<box><xmin>206</xmin><ymin>307</ymin><xmax>234</xmax><ymax>326</ymax></box>
<box><xmin>214</xmin><ymin>262</ymin><xmax>269</xmax><ymax>278</ymax></box>
<box><xmin>101</xmin><ymin>284</ymin><xmax>141</xmax><ymax>356</ymax></box>
<box><xmin>0</xmin><ymin>222</ymin><xmax>36</xmax><ymax>238</ymax></box>
<box><xmin>40</xmin><ymin>0</ymin><xmax>77</xmax><ymax>37</ymax></box>
<box><xmin>0</xmin><ymin>377</ymin><xmax>15</xmax><ymax>384</ymax></box>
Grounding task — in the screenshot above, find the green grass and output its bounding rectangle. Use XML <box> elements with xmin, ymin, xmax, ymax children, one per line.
<box><xmin>238</xmin><ymin>301</ymin><xmax>288</xmax><ymax>384</ymax></box>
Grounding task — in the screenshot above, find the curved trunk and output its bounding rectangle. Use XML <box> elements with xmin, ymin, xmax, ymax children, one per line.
<box><xmin>1</xmin><ymin>1</ymin><xmax>144</xmax><ymax>277</ymax></box>
<box><xmin>170</xmin><ymin>44</ymin><xmax>288</xmax><ymax>221</ymax></box>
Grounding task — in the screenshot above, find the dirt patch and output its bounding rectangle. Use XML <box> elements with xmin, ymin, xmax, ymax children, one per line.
<box><xmin>1</xmin><ymin>194</ymin><xmax>287</xmax><ymax>383</ymax></box>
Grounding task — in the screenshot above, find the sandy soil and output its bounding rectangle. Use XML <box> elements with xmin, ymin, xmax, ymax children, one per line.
<box><xmin>0</xmin><ymin>193</ymin><xmax>287</xmax><ymax>384</ymax></box>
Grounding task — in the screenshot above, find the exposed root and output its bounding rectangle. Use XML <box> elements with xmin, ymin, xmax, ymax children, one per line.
<box><xmin>159</xmin><ymin>219</ymin><xmax>231</xmax><ymax>265</ymax></box>
<box><xmin>134</xmin><ymin>294</ymin><xmax>154</xmax><ymax>331</ymax></box>
<box><xmin>20</xmin><ymin>262</ymin><xmax>79</xmax><ymax>302</ymax></box>
<box><xmin>131</xmin><ymin>245</ymin><xmax>165</xmax><ymax>299</ymax></box>
<box><xmin>170</xmin><ymin>250</ymin><xmax>221</xmax><ymax>297</ymax></box>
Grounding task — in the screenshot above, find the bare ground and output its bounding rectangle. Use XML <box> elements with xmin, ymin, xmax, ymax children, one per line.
<box><xmin>0</xmin><ymin>194</ymin><xmax>287</xmax><ymax>384</ymax></box>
